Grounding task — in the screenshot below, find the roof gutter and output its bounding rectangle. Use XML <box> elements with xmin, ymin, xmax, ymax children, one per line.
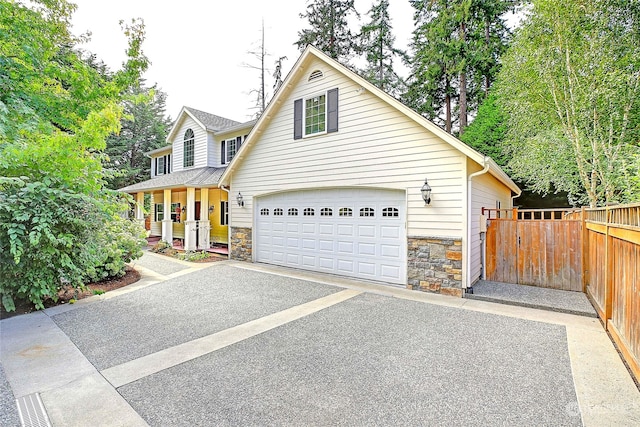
<box><xmin>466</xmin><ymin>157</ymin><xmax>491</xmax><ymax>291</ymax></box>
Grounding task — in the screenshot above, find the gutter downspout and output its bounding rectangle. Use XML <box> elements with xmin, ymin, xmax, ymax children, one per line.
<box><xmin>221</xmin><ymin>185</ymin><xmax>231</xmax><ymax>258</ymax></box>
<box><xmin>466</xmin><ymin>157</ymin><xmax>490</xmax><ymax>292</ymax></box>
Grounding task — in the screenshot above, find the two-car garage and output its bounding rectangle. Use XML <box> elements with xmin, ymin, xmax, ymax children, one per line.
<box><xmin>255</xmin><ymin>188</ymin><xmax>407</xmax><ymax>285</ymax></box>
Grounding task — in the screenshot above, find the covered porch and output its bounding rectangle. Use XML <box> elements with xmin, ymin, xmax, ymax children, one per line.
<box><xmin>133</xmin><ymin>186</ymin><xmax>229</xmax><ymax>251</ymax></box>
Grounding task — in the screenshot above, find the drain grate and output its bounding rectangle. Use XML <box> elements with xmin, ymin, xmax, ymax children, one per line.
<box><xmin>16</xmin><ymin>393</ymin><xmax>51</xmax><ymax>427</ymax></box>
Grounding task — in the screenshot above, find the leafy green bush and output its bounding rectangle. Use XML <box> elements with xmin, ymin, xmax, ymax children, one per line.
<box><xmin>177</xmin><ymin>251</ymin><xmax>209</xmax><ymax>262</ymax></box>
<box><xmin>0</xmin><ymin>177</ymin><xmax>145</xmax><ymax>311</ymax></box>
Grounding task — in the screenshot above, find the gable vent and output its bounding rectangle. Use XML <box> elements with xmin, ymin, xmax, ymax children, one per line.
<box><xmin>308</xmin><ymin>70</ymin><xmax>323</xmax><ymax>81</ymax></box>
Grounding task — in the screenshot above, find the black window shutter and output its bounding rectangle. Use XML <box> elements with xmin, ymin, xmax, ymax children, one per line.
<box><xmin>327</xmin><ymin>88</ymin><xmax>339</xmax><ymax>133</ymax></box>
<box><xmin>293</xmin><ymin>98</ymin><xmax>303</xmax><ymax>139</ymax></box>
<box><xmin>154</xmin><ymin>158</ymin><xmax>158</xmax><ymax>176</ymax></box>
<box><xmin>236</xmin><ymin>136</ymin><xmax>242</xmax><ymax>149</ymax></box>
<box><xmin>221</xmin><ymin>140</ymin><xmax>226</xmax><ymax>165</ymax></box>
<box><xmin>220</xmin><ymin>201</ymin><xmax>224</xmax><ymax>224</ymax></box>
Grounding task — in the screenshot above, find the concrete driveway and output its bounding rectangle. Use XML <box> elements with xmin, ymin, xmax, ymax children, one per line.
<box><xmin>1</xmin><ymin>252</ymin><xmax>640</xmax><ymax>426</ymax></box>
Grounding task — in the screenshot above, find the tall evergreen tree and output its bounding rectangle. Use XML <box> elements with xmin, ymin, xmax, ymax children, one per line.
<box><xmin>406</xmin><ymin>0</ymin><xmax>516</xmax><ymax>134</ymax></box>
<box><xmin>295</xmin><ymin>0</ymin><xmax>360</xmax><ymax>63</ymax></box>
<box><xmin>105</xmin><ymin>81</ymin><xmax>171</xmax><ymax>189</ymax></box>
<box><xmin>359</xmin><ymin>0</ymin><xmax>407</xmax><ymax>96</ymax></box>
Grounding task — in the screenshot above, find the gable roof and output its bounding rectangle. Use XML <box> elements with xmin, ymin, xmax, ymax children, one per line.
<box><xmin>166</xmin><ymin>106</ymin><xmax>241</xmax><ymax>142</ymax></box>
<box><xmin>219</xmin><ymin>45</ymin><xmax>519</xmax><ymax>194</ymax></box>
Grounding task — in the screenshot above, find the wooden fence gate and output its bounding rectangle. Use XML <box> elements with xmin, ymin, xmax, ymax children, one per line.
<box><xmin>483</xmin><ymin>208</ymin><xmax>583</xmax><ymax>292</ymax></box>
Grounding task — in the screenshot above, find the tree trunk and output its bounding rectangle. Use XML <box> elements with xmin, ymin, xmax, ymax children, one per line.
<box><xmin>445</xmin><ymin>76</ymin><xmax>452</xmax><ymax>133</ymax></box>
<box><xmin>459</xmin><ymin>21</ymin><xmax>467</xmax><ymax>134</ymax></box>
<box><xmin>485</xmin><ymin>16</ymin><xmax>490</xmax><ymax>97</ymax></box>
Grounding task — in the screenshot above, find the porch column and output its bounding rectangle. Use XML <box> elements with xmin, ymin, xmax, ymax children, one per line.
<box><xmin>135</xmin><ymin>192</ymin><xmax>145</xmax><ymax>229</ymax></box>
<box><xmin>162</xmin><ymin>189</ymin><xmax>173</xmax><ymax>245</ymax></box>
<box><xmin>198</xmin><ymin>189</ymin><xmax>210</xmax><ymax>250</ymax></box>
<box><xmin>184</xmin><ymin>187</ymin><xmax>197</xmax><ymax>251</ymax></box>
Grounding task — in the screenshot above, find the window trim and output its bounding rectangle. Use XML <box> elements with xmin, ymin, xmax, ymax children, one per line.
<box><xmin>303</xmin><ymin>92</ymin><xmax>327</xmax><ymax>137</ymax></box>
<box><xmin>183</xmin><ymin>129</ymin><xmax>195</xmax><ymax>168</ymax></box>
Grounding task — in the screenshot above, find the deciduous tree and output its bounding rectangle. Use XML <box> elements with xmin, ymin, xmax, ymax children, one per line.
<box><xmin>497</xmin><ymin>0</ymin><xmax>640</xmax><ymax>206</ymax></box>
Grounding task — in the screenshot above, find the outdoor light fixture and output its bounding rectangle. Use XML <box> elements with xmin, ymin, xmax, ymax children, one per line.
<box><xmin>421</xmin><ymin>178</ymin><xmax>432</xmax><ymax>205</ymax></box>
<box><xmin>209</xmin><ymin>205</ymin><xmax>215</xmax><ymax>213</ymax></box>
<box><xmin>236</xmin><ymin>192</ymin><xmax>244</xmax><ymax>207</ymax></box>
<box><xmin>181</xmin><ymin>206</ymin><xmax>186</xmax><ymax>213</ymax></box>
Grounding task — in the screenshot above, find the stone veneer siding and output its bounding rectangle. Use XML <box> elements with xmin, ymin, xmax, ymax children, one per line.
<box><xmin>230</xmin><ymin>227</ymin><xmax>252</xmax><ymax>261</ymax></box>
<box><xmin>407</xmin><ymin>236</ymin><xmax>463</xmax><ymax>297</ymax></box>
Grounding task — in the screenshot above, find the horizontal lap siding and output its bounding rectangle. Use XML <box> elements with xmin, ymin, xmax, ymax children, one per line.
<box><xmin>470</xmin><ymin>162</ymin><xmax>512</xmax><ymax>284</ymax></box>
<box><xmin>172</xmin><ymin>116</ymin><xmax>208</xmax><ymax>172</ymax></box>
<box><xmin>231</xmin><ymin>58</ymin><xmax>464</xmax><ymax>237</ymax></box>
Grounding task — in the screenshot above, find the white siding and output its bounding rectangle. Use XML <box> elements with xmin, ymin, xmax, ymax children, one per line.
<box><xmin>171</xmin><ymin>116</ymin><xmax>208</xmax><ymax>172</ymax></box>
<box><xmin>469</xmin><ymin>161</ymin><xmax>512</xmax><ymax>284</ymax></box>
<box><xmin>230</xmin><ymin>58</ymin><xmax>466</xmax><ymax>238</ymax></box>
<box><xmin>207</xmin><ymin>133</ymin><xmax>217</xmax><ymax>167</ymax></box>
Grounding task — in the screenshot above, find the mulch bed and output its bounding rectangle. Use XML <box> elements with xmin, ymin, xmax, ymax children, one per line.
<box><xmin>0</xmin><ymin>267</ymin><xmax>141</xmax><ymax>320</ymax></box>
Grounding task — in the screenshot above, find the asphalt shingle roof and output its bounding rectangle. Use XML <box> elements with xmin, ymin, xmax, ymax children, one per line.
<box><xmin>118</xmin><ymin>167</ymin><xmax>226</xmax><ymax>193</ymax></box>
<box><xmin>184</xmin><ymin>107</ymin><xmax>240</xmax><ymax>132</ymax></box>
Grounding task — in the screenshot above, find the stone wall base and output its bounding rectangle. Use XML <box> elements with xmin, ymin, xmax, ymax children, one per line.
<box><xmin>408</xmin><ymin>236</ymin><xmax>463</xmax><ymax>297</ymax></box>
<box><xmin>230</xmin><ymin>227</ymin><xmax>252</xmax><ymax>261</ymax></box>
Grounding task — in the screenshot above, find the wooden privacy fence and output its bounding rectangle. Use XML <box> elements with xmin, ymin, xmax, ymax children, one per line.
<box><xmin>584</xmin><ymin>203</ymin><xmax>640</xmax><ymax>380</ymax></box>
<box><xmin>483</xmin><ymin>208</ymin><xmax>583</xmax><ymax>291</ymax></box>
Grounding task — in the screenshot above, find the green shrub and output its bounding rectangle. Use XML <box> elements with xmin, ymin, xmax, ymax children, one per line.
<box><xmin>177</xmin><ymin>250</ymin><xmax>209</xmax><ymax>262</ymax></box>
<box><xmin>0</xmin><ymin>177</ymin><xmax>145</xmax><ymax>311</ymax></box>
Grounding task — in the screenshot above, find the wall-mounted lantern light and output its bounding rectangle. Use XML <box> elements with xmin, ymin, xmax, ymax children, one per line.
<box><xmin>421</xmin><ymin>178</ymin><xmax>432</xmax><ymax>205</ymax></box>
<box><xmin>236</xmin><ymin>192</ymin><xmax>244</xmax><ymax>207</ymax></box>
<box><xmin>209</xmin><ymin>205</ymin><xmax>215</xmax><ymax>213</ymax></box>
<box><xmin>181</xmin><ymin>206</ymin><xmax>187</xmax><ymax>213</ymax></box>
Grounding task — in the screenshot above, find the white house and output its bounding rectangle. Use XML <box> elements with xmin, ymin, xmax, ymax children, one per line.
<box><xmin>219</xmin><ymin>46</ymin><xmax>520</xmax><ymax>296</ymax></box>
<box><xmin>119</xmin><ymin>107</ymin><xmax>255</xmax><ymax>251</ymax></box>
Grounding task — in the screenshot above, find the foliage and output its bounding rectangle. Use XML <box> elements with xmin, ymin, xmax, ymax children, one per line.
<box><xmin>0</xmin><ymin>0</ymin><xmax>149</xmax><ymax>311</ymax></box>
<box><xmin>296</xmin><ymin>0</ymin><xmax>360</xmax><ymax>63</ymax></box>
<box><xmin>405</xmin><ymin>0</ymin><xmax>516</xmax><ymax>133</ymax></box>
<box><xmin>177</xmin><ymin>251</ymin><xmax>209</xmax><ymax>262</ymax></box>
<box><xmin>459</xmin><ymin>92</ymin><xmax>508</xmax><ymax>167</ymax></box>
<box><xmin>496</xmin><ymin>0</ymin><xmax>640</xmax><ymax>206</ymax></box>
<box><xmin>359</xmin><ymin>0</ymin><xmax>407</xmax><ymax>97</ymax></box>
<box><xmin>105</xmin><ymin>81</ymin><xmax>171</xmax><ymax>189</ymax></box>
<box><xmin>0</xmin><ymin>177</ymin><xmax>144</xmax><ymax>310</ymax></box>
<box><xmin>151</xmin><ymin>240</ymin><xmax>177</xmax><ymax>256</ymax></box>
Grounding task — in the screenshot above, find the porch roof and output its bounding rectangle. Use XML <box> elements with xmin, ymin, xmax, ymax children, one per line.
<box><xmin>118</xmin><ymin>167</ymin><xmax>226</xmax><ymax>193</ymax></box>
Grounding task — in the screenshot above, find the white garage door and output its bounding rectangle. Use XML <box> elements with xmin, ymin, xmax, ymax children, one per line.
<box><xmin>255</xmin><ymin>188</ymin><xmax>406</xmax><ymax>284</ymax></box>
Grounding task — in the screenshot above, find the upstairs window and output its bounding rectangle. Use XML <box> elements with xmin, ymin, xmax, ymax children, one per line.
<box><xmin>154</xmin><ymin>154</ymin><xmax>171</xmax><ymax>177</ymax></box>
<box><xmin>305</xmin><ymin>94</ymin><xmax>326</xmax><ymax>136</ymax></box>
<box><xmin>294</xmin><ymin>88</ymin><xmax>338</xmax><ymax>139</ymax></box>
<box><xmin>221</xmin><ymin>136</ymin><xmax>243</xmax><ymax>165</ymax></box>
<box><xmin>183</xmin><ymin>129</ymin><xmax>195</xmax><ymax>168</ymax></box>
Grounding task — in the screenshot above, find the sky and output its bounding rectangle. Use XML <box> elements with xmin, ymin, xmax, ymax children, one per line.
<box><xmin>70</xmin><ymin>0</ymin><xmax>416</xmax><ymax>123</ymax></box>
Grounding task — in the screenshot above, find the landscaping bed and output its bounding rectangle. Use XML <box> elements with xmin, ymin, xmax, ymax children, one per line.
<box><xmin>0</xmin><ymin>267</ymin><xmax>141</xmax><ymax>320</ymax></box>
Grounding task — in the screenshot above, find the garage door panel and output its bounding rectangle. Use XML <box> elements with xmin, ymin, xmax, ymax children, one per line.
<box><xmin>381</xmin><ymin>226</ymin><xmax>400</xmax><ymax>238</ymax></box>
<box><xmin>358</xmin><ymin>225</ymin><xmax>376</xmax><ymax>238</ymax></box>
<box><xmin>337</xmin><ymin>259</ymin><xmax>354</xmax><ymax>273</ymax></box>
<box><xmin>302</xmin><ymin>239</ymin><xmax>316</xmax><ymax>250</ymax></box>
<box><xmin>358</xmin><ymin>242</ymin><xmax>376</xmax><ymax>256</ymax></box>
<box><xmin>256</xmin><ymin>189</ymin><xmax>406</xmax><ymax>285</ymax></box>
<box><xmin>319</xmin><ymin>224</ymin><xmax>334</xmax><ymax>235</ymax></box>
<box><xmin>381</xmin><ymin>244</ymin><xmax>400</xmax><ymax>258</ymax></box>
<box><xmin>302</xmin><ymin>223</ymin><xmax>316</xmax><ymax>234</ymax></box>
<box><xmin>319</xmin><ymin>240</ymin><xmax>334</xmax><ymax>252</ymax></box>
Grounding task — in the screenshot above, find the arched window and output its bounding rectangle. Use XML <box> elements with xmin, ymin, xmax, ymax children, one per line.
<box><xmin>303</xmin><ymin>208</ymin><xmax>315</xmax><ymax>216</ymax></box>
<box><xmin>183</xmin><ymin>129</ymin><xmax>195</xmax><ymax>167</ymax></box>
<box><xmin>260</xmin><ymin>208</ymin><xmax>269</xmax><ymax>216</ymax></box>
<box><xmin>273</xmin><ymin>208</ymin><xmax>283</xmax><ymax>216</ymax></box>
<box><xmin>288</xmin><ymin>208</ymin><xmax>298</xmax><ymax>216</ymax></box>
<box><xmin>320</xmin><ymin>208</ymin><xmax>332</xmax><ymax>216</ymax></box>
<box><xmin>308</xmin><ymin>70</ymin><xmax>324</xmax><ymax>81</ymax></box>
<box><xmin>382</xmin><ymin>207</ymin><xmax>399</xmax><ymax>217</ymax></box>
<box><xmin>360</xmin><ymin>207</ymin><xmax>375</xmax><ymax>217</ymax></box>
<box><xmin>339</xmin><ymin>208</ymin><xmax>353</xmax><ymax>217</ymax></box>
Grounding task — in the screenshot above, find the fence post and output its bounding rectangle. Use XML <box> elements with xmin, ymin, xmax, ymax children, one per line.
<box><xmin>604</xmin><ymin>207</ymin><xmax>613</xmax><ymax>325</ymax></box>
<box><xmin>581</xmin><ymin>207</ymin><xmax>587</xmax><ymax>293</ymax></box>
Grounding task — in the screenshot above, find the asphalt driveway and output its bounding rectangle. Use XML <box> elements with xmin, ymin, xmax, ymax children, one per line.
<box><xmin>2</xmin><ymin>253</ymin><xmax>640</xmax><ymax>426</ymax></box>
